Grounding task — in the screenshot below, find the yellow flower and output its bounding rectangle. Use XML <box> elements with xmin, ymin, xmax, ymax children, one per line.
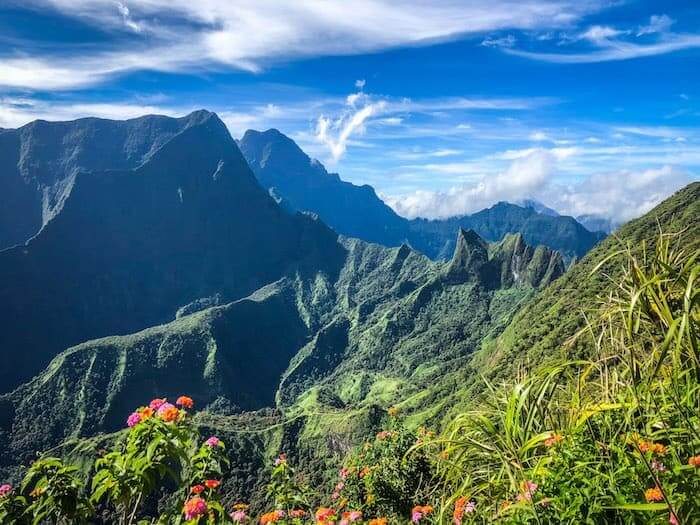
<box><xmin>644</xmin><ymin>487</ymin><xmax>664</xmax><ymax>502</ymax></box>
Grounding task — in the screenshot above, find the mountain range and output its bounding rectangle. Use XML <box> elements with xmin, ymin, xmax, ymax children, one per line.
<box><xmin>239</xmin><ymin>129</ymin><xmax>606</xmax><ymax>261</ymax></box>
<box><xmin>0</xmin><ymin>110</ymin><xmax>695</xmax><ymax>506</ymax></box>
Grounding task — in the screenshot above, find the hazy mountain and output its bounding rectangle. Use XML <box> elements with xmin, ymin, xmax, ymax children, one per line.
<box><xmin>0</xmin><ymin>111</ymin><xmax>345</xmax><ymax>392</ymax></box>
<box><xmin>576</xmin><ymin>213</ymin><xmax>620</xmax><ymax>234</ymax></box>
<box><xmin>513</xmin><ymin>198</ymin><xmax>560</xmax><ymax>217</ymax></box>
<box><xmin>240</xmin><ymin>129</ymin><xmax>606</xmax><ymax>260</ymax></box>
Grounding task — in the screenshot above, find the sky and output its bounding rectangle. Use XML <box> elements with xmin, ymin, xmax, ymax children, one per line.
<box><xmin>1</xmin><ymin>1</ymin><xmax>699</xmax><ymax>224</ymax></box>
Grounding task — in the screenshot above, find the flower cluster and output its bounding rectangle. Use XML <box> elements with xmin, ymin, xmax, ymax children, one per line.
<box><xmin>260</xmin><ymin>510</ymin><xmax>286</xmax><ymax>524</ymax></box>
<box><xmin>274</xmin><ymin>453</ymin><xmax>287</xmax><ymax>466</ymax></box>
<box><xmin>637</xmin><ymin>439</ymin><xmax>667</xmax><ymax>456</ymax></box>
<box><xmin>0</xmin><ymin>483</ymin><xmax>11</xmax><ymax>497</ymax></box>
<box><xmin>644</xmin><ymin>486</ymin><xmax>664</xmax><ymax>503</ymax></box>
<box><xmin>126</xmin><ymin>395</ymin><xmax>194</xmax><ymax>428</ymax></box>
<box><xmin>183</xmin><ymin>496</ymin><xmax>208</xmax><ymax>520</ymax></box>
<box><xmin>375</xmin><ymin>431</ymin><xmax>396</xmax><ymax>441</ymax></box>
<box><xmin>544</xmin><ymin>433</ymin><xmax>563</xmax><ymax>448</ymax></box>
<box><xmin>230</xmin><ymin>503</ymin><xmax>249</xmax><ymax>523</ymax></box>
<box><xmin>453</xmin><ymin>496</ymin><xmax>476</xmax><ymax>524</ymax></box>
<box><xmin>411</xmin><ymin>505</ymin><xmax>433</xmax><ymax>522</ymax></box>
<box><xmin>339</xmin><ymin>510</ymin><xmax>362</xmax><ymax>525</ymax></box>
<box><xmin>516</xmin><ymin>480</ymin><xmax>538</xmax><ymax>502</ymax></box>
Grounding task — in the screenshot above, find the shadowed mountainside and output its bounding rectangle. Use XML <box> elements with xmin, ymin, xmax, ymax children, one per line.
<box><xmin>0</xmin><ymin>111</ymin><xmax>345</xmax><ymax>392</ymax></box>
<box><xmin>239</xmin><ymin>128</ymin><xmax>606</xmax><ymax>261</ymax></box>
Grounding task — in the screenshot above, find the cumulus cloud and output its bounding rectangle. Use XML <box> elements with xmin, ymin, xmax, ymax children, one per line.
<box><xmin>385</xmin><ymin>146</ymin><xmax>694</xmax><ymax>225</ymax></box>
<box><xmin>386</xmin><ymin>148</ymin><xmax>556</xmax><ymax>219</ymax></box>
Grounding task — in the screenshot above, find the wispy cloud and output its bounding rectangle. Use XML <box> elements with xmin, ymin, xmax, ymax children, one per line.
<box><xmin>637</xmin><ymin>14</ymin><xmax>674</xmax><ymax>37</ymax></box>
<box><xmin>0</xmin><ymin>0</ymin><xmax>607</xmax><ymax>90</ymax></box>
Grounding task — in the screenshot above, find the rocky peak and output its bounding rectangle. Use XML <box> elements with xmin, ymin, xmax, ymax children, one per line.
<box><xmin>445</xmin><ymin>228</ymin><xmax>490</xmax><ymax>283</ymax></box>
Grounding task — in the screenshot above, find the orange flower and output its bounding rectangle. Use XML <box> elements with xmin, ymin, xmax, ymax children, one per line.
<box><xmin>176</xmin><ymin>396</ymin><xmax>194</xmax><ymax>409</ymax></box>
<box><xmin>260</xmin><ymin>510</ymin><xmax>285</xmax><ymax>524</ymax></box>
<box><xmin>638</xmin><ymin>440</ymin><xmax>667</xmax><ymax>456</ymax></box>
<box><xmin>139</xmin><ymin>407</ymin><xmax>154</xmax><ymax>419</ymax></box>
<box><xmin>205</xmin><ymin>479</ymin><xmax>220</xmax><ymax>489</ymax></box>
<box><xmin>233</xmin><ymin>503</ymin><xmax>249</xmax><ymax>511</ymax></box>
<box><xmin>359</xmin><ymin>466</ymin><xmax>372</xmax><ymax>478</ymax></box>
<box><xmin>159</xmin><ymin>405</ymin><xmax>180</xmax><ymax>422</ymax></box>
<box><xmin>688</xmin><ymin>455</ymin><xmax>700</xmax><ymax>467</ymax></box>
<box><xmin>315</xmin><ymin>507</ymin><xmax>336</xmax><ymax>523</ymax></box>
<box><xmin>191</xmin><ymin>485</ymin><xmax>205</xmax><ymax>494</ymax></box>
<box><xmin>368</xmin><ymin>519</ymin><xmax>387</xmax><ymax>525</ymax></box>
<box><xmin>289</xmin><ymin>509</ymin><xmax>307</xmax><ymax>518</ymax></box>
<box><xmin>645</xmin><ymin>487</ymin><xmax>664</xmax><ymax>502</ymax></box>
<box><xmin>544</xmin><ymin>433</ymin><xmax>563</xmax><ymax>448</ymax></box>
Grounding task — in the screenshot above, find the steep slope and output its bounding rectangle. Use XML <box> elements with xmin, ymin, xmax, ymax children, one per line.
<box><xmin>0</xmin><ymin>230</ymin><xmax>563</xmax><ymax>483</ymax></box>
<box><xmin>479</xmin><ymin>181</ymin><xmax>700</xmax><ymax>380</ymax></box>
<box><xmin>0</xmin><ymin>111</ymin><xmax>216</xmax><ymax>249</ymax></box>
<box><xmin>239</xmin><ymin>129</ymin><xmax>409</xmax><ymax>245</ymax></box>
<box><xmin>0</xmin><ymin>111</ymin><xmax>345</xmax><ymax>392</ymax></box>
<box><xmin>239</xmin><ymin>129</ymin><xmax>605</xmax><ymax>260</ymax></box>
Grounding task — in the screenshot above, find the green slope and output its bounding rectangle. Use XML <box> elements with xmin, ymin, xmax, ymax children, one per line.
<box><xmin>0</xmin><ymin>230</ymin><xmax>563</xmax><ymax>496</ymax></box>
<box><xmin>477</xmin><ymin>181</ymin><xmax>700</xmax><ymax>382</ymax></box>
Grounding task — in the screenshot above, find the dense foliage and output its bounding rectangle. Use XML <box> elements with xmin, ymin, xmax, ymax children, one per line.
<box><xmin>2</xmin><ymin>228</ymin><xmax>698</xmax><ymax>523</ymax></box>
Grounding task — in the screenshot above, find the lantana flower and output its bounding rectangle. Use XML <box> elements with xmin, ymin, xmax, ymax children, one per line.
<box><xmin>176</xmin><ymin>396</ymin><xmax>194</xmax><ymax>409</ymax></box>
<box><xmin>183</xmin><ymin>497</ymin><xmax>208</xmax><ymax>520</ymax></box>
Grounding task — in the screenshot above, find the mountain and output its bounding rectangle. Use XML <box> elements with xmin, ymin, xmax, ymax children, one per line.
<box><xmin>478</xmin><ymin>181</ymin><xmax>700</xmax><ymax>382</ymax></box>
<box><xmin>239</xmin><ymin>129</ymin><xmax>605</xmax><ymax>260</ymax></box>
<box><xmin>0</xmin><ymin>226</ymin><xmax>563</xmax><ymax>483</ymax></box>
<box><xmin>0</xmin><ymin>110</ymin><xmax>226</xmax><ymax>250</ymax></box>
<box><xmin>513</xmin><ymin>198</ymin><xmax>560</xmax><ymax>217</ymax></box>
<box><xmin>576</xmin><ymin>213</ymin><xmax>620</xmax><ymax>234</ymax></box>
<box><xmin>239</xmin><ymin>129</ymin><xmax>409</xmax><ymax>246</ymax></box>
<box><xmin>0</xmin><ymin>111</ymin><xmax>345</xmax><ymax>392</ymax></box>
<box><xmin>407</xmin><ymin>201</ymin><xmax>606</xmax><ymax>261</ymax></box>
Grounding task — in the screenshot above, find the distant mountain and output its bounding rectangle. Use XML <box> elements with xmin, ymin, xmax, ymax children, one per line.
<box><xmin>240</xmin><ymin>129</ymin><xmax>606</xmax><ymax>260</ymax></box>
<box><xmin>576</xmin><ymin>213</ymin><xmax>620</xmax><ymax>234</ymax></box>
<box><xmin>513</xmin><ymin>198</ymin><xmax>560</xmax><ymax>217</ymax></box>
<box><xmin>483</xmin><ymin>181</ymin><xmax>700</xmax><ymax>383</ymax></box>
<box><xmin>0</xmin><ymin>111</ymin><xmax>345</xmax><ymax>392</ymax></box>
<box><xmin>239</xmin><ymin>129</ymin><xmax>409</xmax><ymax>246</ymax></box>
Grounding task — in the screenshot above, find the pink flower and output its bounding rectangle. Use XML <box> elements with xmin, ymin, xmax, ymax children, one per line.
<box><xmin>205</xmin><ymin>436</ymin><xmax>220</xmax><ymax>447</ymax></box>
<box><xmin>331</xmin><ymin>491</ymin><xmax>340</xmax><ymax>500</ymax></box>
<box><xmin>126</xmin><ymin>412</ymin><xmax>142</xmax><ymax>428</ymax></box>
<box><xmin>183</xmin><ymin>497</ymin><xmax>208</xmax><ymax>520</ymax></box>
<box><xmin>651</xmin><ymin>460</ymin><xmax>667</xmax><ymax>473</ymax></box>
<box><xmin>156</xmin><ymin>401</ymin><xmax>175</xmax><ymax>415</ymax></box>
<box><xmin>149</xmin><ymin>398</ymin><xmax>167</xmax><ymax>410</ymax></box>
<box><xmin>339</xmin><ymin>468</ymin><xmax>349</xmax><ymax>480</ymax></box>
<box><xmin>274</xmin><ymin>453</ymin><xmax>287</xmax><ymax>466</ymax></box>
<box><xmin>465</xmin><ymin>501</ymin><xmax>476</xmax><ymax>513</ymax></box>
<box><xmin>669</xmin><ymin>514</ymin><xmax>679</xmax><ymax>525</ymax></box>
<box><xmin>0</xmin><ymin>484</ymin><xmax>12</xmax><ymax>497</ymax></box>
<box><xmin>231</xmin><ymin>510</ymin><xmax>247</xmax><ymax>522</ymax></box>
<box><xmin>411</xmin><ymin>511</ymin><xmax>423</xmax><ymax>522</ymax></box>
<box><xmin>518</xmin><ymin>480</ymin><xmax>538</xmax><ymax>502</ymax></box>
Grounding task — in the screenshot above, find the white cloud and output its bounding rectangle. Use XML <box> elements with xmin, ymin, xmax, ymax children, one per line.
<box><xmin>579</xmin><ymin>25</ymin><xmax>628</xmax><ymax>43</ymax></box>
<box><xmin>316</xmin><ymin>93</ymin><xmax>386</xmax><ymax>162</ymax></box>
<box><xmin>1</xmin><ymin>0</ymin><xmax>607</xmax><ymax>90</ymax></box>
<box><xmin>637</xmin><ymin>14</ymin><xmax>674</xmax><ymax>37</ymax></box>
<box><xmin>386</xmin><ymin>148</ymin><xmax>556</xmax><ymax>218</ymax></box>
<box><xmin>355</xmin><ymin>79</ymin><xmax>366</xmax><ymax>90</ymax></box>
<box><xmin>384</xmin><ymin>143</ymin><xmax>695</xmax><ymax>224</ymax></box>
<box><xmin>529</xmin><ymin>131</ymin><xmax>548</xmax><ymax>141</ymax></box>
<box><xmin>481</xmin><ymin>34</ymin><xmax>516</xmax><ymax>48</ymax></box>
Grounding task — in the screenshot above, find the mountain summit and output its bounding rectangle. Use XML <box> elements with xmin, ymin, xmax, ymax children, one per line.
<box><xmin>0</xmin><ymin>111</ymin><xmax>345</xmax><ymax>391</ymax></box>
<box><xmin>240</xmin><ymin>128</ymin><xmax>606</xmax><ymax>260</ymax></box>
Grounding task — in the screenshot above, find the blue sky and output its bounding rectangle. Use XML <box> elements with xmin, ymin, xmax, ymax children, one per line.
<box><xmin>1</xmin><ymin>1</ymin><xmax>698</xmax><ymax>222</ymax></box>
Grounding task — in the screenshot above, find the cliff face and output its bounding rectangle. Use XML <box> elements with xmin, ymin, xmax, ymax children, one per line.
<box><xmin>0</xmin><ymin>111</ymin><xmax>345</xmax><ymax>392</ymax></box>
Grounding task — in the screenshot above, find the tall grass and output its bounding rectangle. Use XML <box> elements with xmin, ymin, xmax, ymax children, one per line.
<box><xmin>432</xmin><ymin>232</ymin><xmax>700</xmax><ymax>524</ymax></box>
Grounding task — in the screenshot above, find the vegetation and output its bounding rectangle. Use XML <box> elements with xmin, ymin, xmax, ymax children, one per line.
<box><xmin>2</xmin><ymin>227</ymin><xmax>698</xmax><ymax>523</ymax></box>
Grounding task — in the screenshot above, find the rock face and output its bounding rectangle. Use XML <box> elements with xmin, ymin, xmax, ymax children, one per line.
<box><xmin>239</xmin><ymin>129</ymin><xmax>409</xmax><ymax>246</ymax></box>
<box><xmin>239</xmin><ymin>128</ymin><xmax>606</xmax><ymax>261</ymax></box>
<box><xmin>0</xmin><ymin>110</ymin><xmax>217</xmax><ymax>249</ymax></box>
<box><xmin>0</xmin><ymin>111</ymin><xmax>345</xmax><ymax>392</ymax></box>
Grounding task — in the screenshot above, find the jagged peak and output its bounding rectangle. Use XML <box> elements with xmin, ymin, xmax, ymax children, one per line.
<box><xmin>445</xmin><ymin>229</ymin><xmax>489</xmax><ymax>283</ymax></box>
